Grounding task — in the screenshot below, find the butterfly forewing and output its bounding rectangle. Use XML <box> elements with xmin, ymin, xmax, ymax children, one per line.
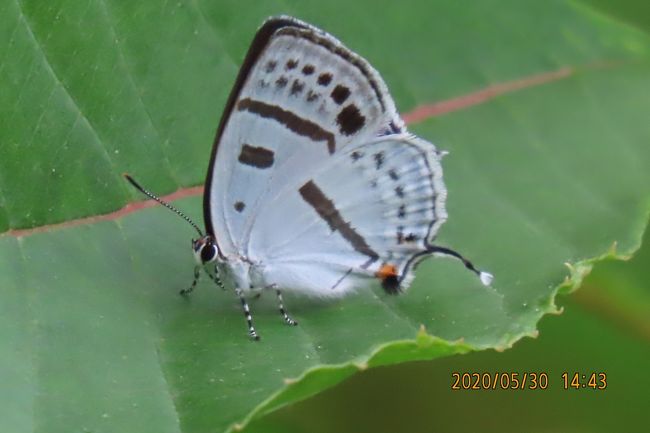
<box><xmin>206</xmin><ymin>17</ymin><xmax>403</xmax><ymax>257</ymax></box>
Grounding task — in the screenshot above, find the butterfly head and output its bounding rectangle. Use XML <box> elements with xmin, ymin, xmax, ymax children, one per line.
<box><xmin>192</xmin><ymin>236</ymin><xmax>219</xmax><ymax>264</ymax></box>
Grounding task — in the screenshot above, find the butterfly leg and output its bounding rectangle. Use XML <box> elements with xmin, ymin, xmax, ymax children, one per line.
<box><xmin>235</xmin><ymin>288</ymin><xmax>260</xmax><ymax>341</ymax></box>
<box><xmin>205</xmin><ymin>265</ymin><xmax>226</xmax><ymax>290</ymax></box>
<box><xmin>180</xmin><ymin>265</ymin><xmax>201</xmax><ymax>296</ymax></box>
<box><xmin>276</xmin><ymin>289</ymin><xmax>298</xmax><ymax>326</ymax></box>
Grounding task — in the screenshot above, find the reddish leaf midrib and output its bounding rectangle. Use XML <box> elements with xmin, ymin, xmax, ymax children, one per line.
<box><xmin>4</xmin><ymin>66</ymin><xmax>574</xmax><ymax>238</ymax></box>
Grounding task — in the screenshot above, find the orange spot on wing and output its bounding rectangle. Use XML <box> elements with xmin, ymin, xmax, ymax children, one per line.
<box><xmin>375</xmin><ymin>263</ymin><xmax>398</xmax><ymax>280</ymax></box>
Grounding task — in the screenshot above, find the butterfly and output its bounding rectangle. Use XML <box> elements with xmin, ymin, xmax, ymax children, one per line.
<box><xmin>125</xmin><ymin>16</ymin><xmax>492</xmax><ymax>340</ymax></box>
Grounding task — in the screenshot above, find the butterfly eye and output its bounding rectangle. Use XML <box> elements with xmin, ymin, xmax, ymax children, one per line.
<box><xmin>200</xmin><ymin>243</ymin><xmax>218</xmax><ymax>263</ymax></box>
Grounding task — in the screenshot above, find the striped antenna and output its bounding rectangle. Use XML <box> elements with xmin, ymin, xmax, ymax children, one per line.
<box><xmin>123</xmin><ymin>173</ymin><xmax>204</xmax><ymax>237</ymax></box>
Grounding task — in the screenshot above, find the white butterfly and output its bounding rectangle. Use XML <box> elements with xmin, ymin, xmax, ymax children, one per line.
<box><xmin>126</xmin><ymin>16</ymin><xmax>492</xmax><ymax>340</ymax></box>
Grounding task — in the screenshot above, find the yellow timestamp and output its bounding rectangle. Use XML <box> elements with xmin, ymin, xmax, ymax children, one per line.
<box><xmin>561</xmin><ymin>372</ymin><xmax>607</xmax><ymax>390</ymax></box>
<box><xmin>451</xmin><ymin>372</ymin><xmax>549</xmax><ymax>390</ymax></box>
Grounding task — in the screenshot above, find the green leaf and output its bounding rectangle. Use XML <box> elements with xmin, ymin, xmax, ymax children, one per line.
<box><xmin>1</xmin><ymin>1</ymin><xmax>649</xmax><ymax>433</ymax></box>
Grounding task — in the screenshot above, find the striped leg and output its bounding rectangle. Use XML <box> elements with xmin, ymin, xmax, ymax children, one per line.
<box><xmin>180</xmin><ymin>265</ymin><xmax>200</xmax><ymax>296</ymax></box>
<box><xmin>206</xmin><ymin>266</ymin><xmax>226</xmax><ymax>290</ymax></box>
<box><xmin>236</xmin><ymin>288</ymin><xmax>260</xmax><ymax>341</ymax></box>
<box><xmin>276</xmin><ymin>289</ymin><xmax>298</xmax><ymax>326</ymax></box>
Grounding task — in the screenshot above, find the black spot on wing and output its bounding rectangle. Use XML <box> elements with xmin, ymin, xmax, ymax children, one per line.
<box><xmin>336</xmin><ymin>104</ymin><xmax>365</xmax><ymax>135</ymax></box>
<box><xmin>397</xmin><ymin>204</ymin><xmax>406</xmax><ymax>219</ymax></box>
<box><xmin>405</xmin><ymin>233</ymin><xmax>418</xmax><ymax>242</ymax></box>
<box><xmin>382</xmin><ymin>275</ymin><xmax>400</xmax><ymax>295</ymax></box>
<box><xmin>234</xmin><ymin>201</ymin><xmax>245</xmax><ymax>212</ymax></box>
<box><xmin>265</xmin><ymin>60</ymin><xmax>277</xmax><ymax>73</ymax></box>
<box><xmin>374</xmin><ymin>151</ymin><xmax>385</xmax><ymax>169</ymax></box>
<box><xmin>388</xmin><ymin>169</ymin><xmax>399</xmax><ymax>180</ymax></box>
<box><xmin>395</xmin><ymin>185</ymin><xmax>405</xmax><ymax>198</ymax></box>
<box><xmin>306</xmin><ymin>90</ymin><xmax>319</xmax><ymax>102</ymax></box>
<box><xmin>351</xmin><ymin>150</ymin><xmax>363</xmax><ymax>161</ymax></box>
<box><xmin>286</xmin><ymin>59</ymin><xmax>298</xmax><ymax>70</ymax></box>
<box><xmin>290</xmin><ymin>79</ymin><xmax>305</xmax><ymax>96</ymax></box>
<box><xmin>302</xmin><ymin>64</ymin><xmax>315</xmax><ymax>75</ymax></box>
<box><xmin>330</xmin><ymin>85</ymin><xmax>350</xmax><ymax>104</ymax></box>
<box><xmin>275</xmin><ymin>76</ymin><xmax>288</xmax><ymax>88</ymax></box>
<box><xmin>317</xmin><ymin>73</ymin><xmax>332</xmax><ymax>86</ymax></box>
<box><xmin>238</xmin><ymin>144</ymin><xmax>274</xmax><ymax>169</ymax></box>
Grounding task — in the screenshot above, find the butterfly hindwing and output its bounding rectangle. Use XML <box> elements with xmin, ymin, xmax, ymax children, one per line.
<box><xmin>250</xmin><ymin>133</ymin><xmax>446</xmax><ymax>296</ymax></box>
